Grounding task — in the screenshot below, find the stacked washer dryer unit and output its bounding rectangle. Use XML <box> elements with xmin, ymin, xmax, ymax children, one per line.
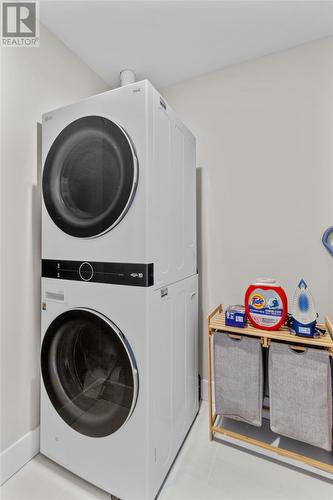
<box><xmin>40</xmin><ymin>80</ymin><xmax>198</xmax><ymax>500</ymax></box>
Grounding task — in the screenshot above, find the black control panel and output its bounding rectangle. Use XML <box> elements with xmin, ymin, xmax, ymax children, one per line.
<box><xmin>42</xmin><ymin>260</ymin><xmax>154</xmax><ymax>287</ymax></box>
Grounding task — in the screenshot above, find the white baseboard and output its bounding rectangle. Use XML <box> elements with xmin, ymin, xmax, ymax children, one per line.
<box><xmin>0</xmin><ymin>427</ymin><xmax>40</xmax><ymax>485</ymax></box>
<box><xmin>201</xmin><ymin>378</ymin><xmax>214</xmax><ymax>402</ymax></box>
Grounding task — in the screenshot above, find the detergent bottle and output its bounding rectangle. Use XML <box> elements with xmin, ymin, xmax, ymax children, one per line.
<box><xmin>245</xmin><ymin>279</ymin><xmax>288</xmax><ymax>331</ymax></box>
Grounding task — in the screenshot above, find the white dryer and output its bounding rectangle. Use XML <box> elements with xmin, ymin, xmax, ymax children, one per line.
<box><xmin>42</xmin><ymin>80</ymin><xmax>196</xmax><ymax>289</ymax></box>
<box><xmin>40</xmin><ymin>273</ymin><xmax>199</xmax><ymax>500</ymax></box>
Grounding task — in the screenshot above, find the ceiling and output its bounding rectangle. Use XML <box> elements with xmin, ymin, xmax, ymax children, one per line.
<box><xmin>40</xmin><ymin>0</ymin><xmax>333</xmax><ymax>89</ymax></box>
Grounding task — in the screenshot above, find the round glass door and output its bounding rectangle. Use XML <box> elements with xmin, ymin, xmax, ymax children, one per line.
<box><xmin>41</xmin><ymin>309</ymin><xmax>138</xmax><ymax>437</ymax></box>
<box><xmin>42</xmin><ymin>116</ymin><xmax>138</xmax><ymax>238</ymax></box>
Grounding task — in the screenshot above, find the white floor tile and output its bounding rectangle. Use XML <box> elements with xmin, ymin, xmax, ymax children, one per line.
<box><xmin>1</xmin><ymin>402</ymin><xmax>332</xmax><ymax>500</ymax></box>
<box><xmin>0</xmin><ymin>454</ymin><xmax>109</xmax><ymax>500</ymax></box>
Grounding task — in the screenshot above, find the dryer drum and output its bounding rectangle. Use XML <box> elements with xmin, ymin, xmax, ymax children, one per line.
<box><xmin>41</xmin><ymin>309</ymin><xmax>139</xmax><ymax>437</ymax></box>
<box><xmin>42</xmin><ymin>116</ymin><xmax>138</xmax><ymax>238</ymax></box>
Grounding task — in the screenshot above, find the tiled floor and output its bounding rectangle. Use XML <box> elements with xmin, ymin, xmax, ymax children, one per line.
<box><xmin>1</xmin><ymin>403</ymin><xmax>332</xmax><ymax>500</ymax></box>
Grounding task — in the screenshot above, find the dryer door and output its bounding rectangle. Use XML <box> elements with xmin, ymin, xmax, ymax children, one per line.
<box><xmin>42</xmin><ymin>116</ymin><xmax>138</xmax><ymax>238</ymax></box>
<box><xmin>41</xmin><ymin>309</ymin><xmax>138</xmax><ymax>437</ymax></box>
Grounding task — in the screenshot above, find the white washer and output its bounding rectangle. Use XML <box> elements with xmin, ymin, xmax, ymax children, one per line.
<box><xmin>40</xmin><ymin>274</ymin><xmax>199</xmax><ymax>500</ymax></box>
<box><xmin>42</xmin><ymin>80</ymin><xmax>196</xmax><ymax>289</ymax></box>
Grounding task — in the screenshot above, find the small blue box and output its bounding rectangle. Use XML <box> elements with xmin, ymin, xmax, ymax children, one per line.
<box><xmin>225</xmin><ymin>305</ymin><xmax>247</xmax><ymax>328</ymax></box>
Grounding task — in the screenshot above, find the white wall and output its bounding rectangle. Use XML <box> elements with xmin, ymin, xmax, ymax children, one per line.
<box><xmin>0</xmin><ymin>23</ymin><xmax>109</xmax><ymax>456</ymax></box>
<box><xmin>162</xmin><ymin>37</ymin><xmax>333</xmax><ymax>378</ymax></box>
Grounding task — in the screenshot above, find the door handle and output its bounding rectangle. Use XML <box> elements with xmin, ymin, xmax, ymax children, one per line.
<box><xmin>322</xmin><ymin>227</ymin><xmax>333</xmax><ymax>256</ymax></box>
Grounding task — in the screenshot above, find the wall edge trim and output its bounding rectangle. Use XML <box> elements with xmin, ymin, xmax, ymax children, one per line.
<box><xmin>0</xmin><ymin>427</ymin><xmax>40</xmax><ymax>485</ymax></box>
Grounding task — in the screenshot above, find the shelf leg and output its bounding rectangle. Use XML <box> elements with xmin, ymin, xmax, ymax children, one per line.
<box><xmin>208</xmin><ymin>326</ymin><xmax>213</xmax><ymax>441</ymax></box>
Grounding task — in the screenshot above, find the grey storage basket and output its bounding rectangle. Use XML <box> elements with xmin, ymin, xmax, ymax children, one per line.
<box><xmin>214</xmin><ymin>333</ymin><xmax>263</xmax><ymax>427</ymax></box>
<box><xmin>269</xmin><ymin>342</ymin><xmax>333</xmax><ymax>451</ymax></box>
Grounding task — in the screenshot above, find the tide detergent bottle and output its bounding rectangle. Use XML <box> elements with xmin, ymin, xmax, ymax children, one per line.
<box><xmin>245</xmin><ymin>279</ymin><xmax>288</xmax><ymax>331</ymax></box>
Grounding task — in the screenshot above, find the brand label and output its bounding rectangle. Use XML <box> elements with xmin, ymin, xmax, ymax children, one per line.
<box><xmin>299</xmin><ymin>326</ymin><xmax>311</xmax><ymax>335</ymax></box>
<box><xmin>248</xmin><ymin>287</ymin><xmax>283</xmax><ymax>328</ymax></box>
<box><xmin>250</xmin><ymin>294</ymin><xmax>266</xmax><ymax>309</ymax></box>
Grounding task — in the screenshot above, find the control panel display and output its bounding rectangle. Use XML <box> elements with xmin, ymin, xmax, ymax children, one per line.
<box><xmin>42</xmin><ymin>260</ymin><xmax>154</xmax><ymax>287</ymax></box>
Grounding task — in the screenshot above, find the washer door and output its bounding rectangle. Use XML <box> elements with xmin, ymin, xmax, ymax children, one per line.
<box><xmin>42</xmin><ymin>116</ymin><xmax>138</xmax><ymax>238</ymax></box>
<box><xmin>41</xmin><ymin>309</ymin><xmax>138</xmax><ymax>437</ymax></box>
